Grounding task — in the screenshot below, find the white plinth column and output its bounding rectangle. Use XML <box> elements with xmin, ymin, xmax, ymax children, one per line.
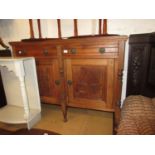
<box><xmin>19</xmin><ymin>76</ymin><xmax>30</xmax><ymax>120</ymax></box>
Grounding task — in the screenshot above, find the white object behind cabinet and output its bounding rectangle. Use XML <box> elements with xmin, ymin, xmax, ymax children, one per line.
<box><xmin>0</xmin><ymin>57</ymin><xmax>41</xmax><ymax>129</ymax></box>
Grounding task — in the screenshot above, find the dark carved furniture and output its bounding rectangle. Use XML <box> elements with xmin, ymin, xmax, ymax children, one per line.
<box><xmin>126</xmin><ymin>33</ymin><xmax>155</xmax><ymax>97</ymax></box>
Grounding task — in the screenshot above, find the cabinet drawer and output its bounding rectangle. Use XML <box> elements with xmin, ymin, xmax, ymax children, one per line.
<box><xmin>15</xmin><ymin>46</ymin><xmax>57</xmax><ymax>57</ymax></box>
<box><xmin>63</xmin><ymin>45</ymin><xmax>118</xmax><ymax>58</ymax></box>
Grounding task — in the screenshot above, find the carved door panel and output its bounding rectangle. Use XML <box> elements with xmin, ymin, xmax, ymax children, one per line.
<box><xmin>36</xmin><ymin>58</ymin><xmax>60</xmax><ymax>104</ymax></box>
<box><xmin>127</xmin><ymin>43</ymin><xmax>155</xmax><ymax>97</ymax></box>
<box><xmin>65</xmin><ymin>59</ymin><xmax>114</xmax><ymax>111</ymax></box>
<box><xmin>127</xmin><ymin>45</ymin><xmax>146</xmax><ymax>96</ymax></box>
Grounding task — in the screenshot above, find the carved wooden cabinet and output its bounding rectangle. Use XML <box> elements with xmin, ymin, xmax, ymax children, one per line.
<box><xmin>127</xmin><ymin>33</ymin><xmax>155</xmax><ymax>97</ymax></box>
<box><xmin>10</xmin><ymin>36</ymin><xmax>127</xmax><ymax>126</ymax></box>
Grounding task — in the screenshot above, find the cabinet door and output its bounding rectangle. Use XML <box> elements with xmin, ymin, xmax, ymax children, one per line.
<box><xmin>65</xmin><ymin>59</ymin><xmax>114</xmax><ymax>111</ymax></box>
<box><xmin>36</xmin><ymin>58</ymin><xmax>60</xmax><ymax>104</ymax></box>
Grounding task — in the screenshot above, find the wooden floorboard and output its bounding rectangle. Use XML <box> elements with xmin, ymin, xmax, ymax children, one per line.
<box><xmin>0</xmin><ymin>104</ymin><xmax>113</xmax><ymax>135</ymax></box>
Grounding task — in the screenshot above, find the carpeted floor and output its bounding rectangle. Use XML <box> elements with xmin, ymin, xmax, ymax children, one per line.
<box><xmin>0</xmin><ymin>104</ymin><xmax>113</xmax><ymax>135</ymax></box>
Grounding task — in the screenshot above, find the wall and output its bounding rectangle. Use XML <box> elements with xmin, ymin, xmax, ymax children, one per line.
<box><xmin>1</xmin><ymin>19</ymin><xmax>155</xmax><ymax>45</ymax></box>
<box><xmin>1</xmin><ymin>19</ymin><xmax>155</xmax><ymax>103</ymax></box>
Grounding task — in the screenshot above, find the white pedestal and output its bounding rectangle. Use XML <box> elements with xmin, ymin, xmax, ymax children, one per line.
<box><xmin>0</xmin><ymin>57</ymin><xmax>41</xmax><ymax>129</ymax></box>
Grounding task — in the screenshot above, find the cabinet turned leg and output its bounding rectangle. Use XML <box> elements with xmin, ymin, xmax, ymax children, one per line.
<box><xmin>113</xmin><ymin>112</ymin><xmax>117</xmax><ymax>135</ymax></box>
<box><xmin>63</xmin><ymin>110</ymin><xmax>67</xmax><ymax>122</ymax></box>
<box><xmin>61</xmin><ymin>101</ymin><xmax>67</xmax><ymax>122</ymax></box>
<box><xmin>113</xmin><ymin>106</ymin><xmax>121</xmax><ymax>134</ymax></box>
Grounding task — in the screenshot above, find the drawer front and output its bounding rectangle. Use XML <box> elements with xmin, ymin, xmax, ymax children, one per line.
<box><xmin>63</xmin><ymin>45</ymin><xmax>118</xmax><ymax>58</ymax></box>
<box><xmin>14</xmin><ymin>45</ymin><xmax>57</xmax><ymax>57</ymax></box>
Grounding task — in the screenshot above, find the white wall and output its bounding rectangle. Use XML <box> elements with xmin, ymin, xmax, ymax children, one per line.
<box><xmin>1</xmin><ymin>19</ymin><xmax>155</xmax><ymax>103</ymax></box>
<box><xmin>1</xmin><ymin>19</ymin><xmax>155</xmax><ymax>45</ymax></box>
<box><xmin>0</xmin><ymin>19</ymin><xmax>29</xmax><ymax>46</ymax></box>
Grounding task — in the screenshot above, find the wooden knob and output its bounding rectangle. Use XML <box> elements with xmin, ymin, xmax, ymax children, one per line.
<box><xmin>99</xmin><ymin>48</ymin><xmax>105</xmax><ymax>54</ymax></box>
<box><xmin>70</xmin><ymin>48</ymin><xmax>77</xmax><ymax>54</ymax></box>
<box><xmin>43</xmin><ymin>50</ymin><xmax>48</xmax><ymax>56</ymax></box>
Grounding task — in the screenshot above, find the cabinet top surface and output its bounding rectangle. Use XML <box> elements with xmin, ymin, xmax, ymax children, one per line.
<box><xmin>0</xmin><ymin>57</ymin><xmax>34</xmax><ymax>62</ymax></box>
<box><xmin>9</xmin><ymin>35</ymin><xmax>128</xmax><ymax>45</ymax></box>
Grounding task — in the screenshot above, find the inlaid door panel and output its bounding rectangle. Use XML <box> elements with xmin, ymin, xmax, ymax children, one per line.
<box><xmin>65</xmin><ymin>59</ymin><xmax>114</xmax><ymax>111</ymax></box>
<box><xmin>36</xmin><ymin>58</ymin><xmax>60</xmax><ymax>104</ymax></box>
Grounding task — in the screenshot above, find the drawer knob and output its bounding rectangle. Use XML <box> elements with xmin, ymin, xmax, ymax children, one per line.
<box><xmin>43</xmin><ymin>50</ymin><xmax>48</xmax><ymax>56</ymax></box>
<box><xmin>55</xmin><ymin>80</ymin><xmax>60</xmax><ymax>85</ymax></box>
<box><xmin>99</xmin><ymin>48</ymin><xmax>105</xmax><ymax>54</ymax></box>
<box><xmin>67</xmin><ymin>80</ymin><xmax>73</xmax><ymax>86</ymax></box>
<box><xmin>18</xmin><ymin>51</ymin><xmax>22</xmax><ymax>54</ymax></box>
<box><xmin>70</xmin><ymin>48</ymin><xmax>77</xmax><ymax>54</ymax></box>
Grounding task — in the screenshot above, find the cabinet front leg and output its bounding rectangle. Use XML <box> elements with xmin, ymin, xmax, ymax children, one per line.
<box><xmin>113</xmin><ymin>105</ymin><xmax>121</xmax><ymax>134</ymax></box>
<box><xmin>61</xmin><ymin>100</ymin><xmax>67</xmax><ymax>122</ymax></box>
<box><xmin>58</xmin><ymin>87</ymin><xmax>68</xmax><ymax>122</ymax></box>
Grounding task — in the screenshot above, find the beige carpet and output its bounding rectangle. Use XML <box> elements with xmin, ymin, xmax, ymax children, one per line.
<box><xmin>0</xmin><ymin>104</ymin><xmax>113</xmax><ymax>135</ymax></box>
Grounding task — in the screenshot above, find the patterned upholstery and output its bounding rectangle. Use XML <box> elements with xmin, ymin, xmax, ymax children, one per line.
<box><xmin>117</xmin><ymin>95</ymin><xmax>155</xmax><ymax>135</ymax></box>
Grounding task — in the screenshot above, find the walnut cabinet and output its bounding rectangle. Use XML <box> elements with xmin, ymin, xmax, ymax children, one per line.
<box><xmin>10</xmin><ymin>36</ymin><xmax>127</xmax><ymax>126</ymax></box>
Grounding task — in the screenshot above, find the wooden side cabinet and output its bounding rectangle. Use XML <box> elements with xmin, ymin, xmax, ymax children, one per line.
<box><xmin>10</xmin><ymin>36</ymin><xmax>127</xmax><ymax>126</ymax></box>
